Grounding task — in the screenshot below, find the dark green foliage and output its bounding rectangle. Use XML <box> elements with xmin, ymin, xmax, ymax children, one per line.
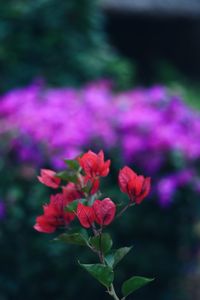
<box><xmin>0</xmin><ymin>0</ymin><xmax>133</xmax><ymax>92</ymax></box>
<box><xmin>56</xmin><ymin>230</ymin><xmax>89</xmax><ymax>246</ymax></box>
<box><xmin>122</xmin><ymin>276</ymin><xmax>154</xmax><ymax>297</ymax></box>
<box><xmin>105</xmin><ymin>246</ymin><xmax>133</xmax><ymax>268</ymax></box>
<box><xmin>79</xmin><ymin>262</ymin><xmax>114</xmax><ymax>288</ymax></box>
<box><xmin>89</xmin><ymin>233</ymin><xmax>113</xmax><ymax>254</ymax></box>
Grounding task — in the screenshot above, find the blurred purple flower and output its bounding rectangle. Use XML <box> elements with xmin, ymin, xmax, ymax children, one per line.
<box><xmin>157</xmin><ymin>177</ymin><xmax>177</xmax><ymax>207</ymax></box>
<box><xmin>157</xmin><ymin>170</ymin><xmax>194</xmax><ymax>206</ymax></box>
<box><xmin>0</xmin><ymin>80</ymin><xmax>200</xmax><ymax>206</ymax></box>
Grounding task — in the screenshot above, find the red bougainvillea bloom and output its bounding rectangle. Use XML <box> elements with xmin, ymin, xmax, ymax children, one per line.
<box><xmin>78</xmin><ymin>150</ymin><xmax>110</xmax><ymax>179</ymax></box>
<box><xmin>83</xmin><ymin>176</ymin><xmax>100</xmax><ymax>195</ymax></box>
<box><xmin>77</xmin><ymin>203</ymin><xmax>95</xmax><ymax>228</ymax></box>
<box><xmin>62</xmin><ymin>182</ymin><xmax>82</xmax><ymax>202</ymax></box>
<box><xmin>90</xmin><ymin>178</ymin><xmax>100</xmax><ymax>195</ymax></box>
<box><xmin>38</xmin><ymin>169</ymin><xmax>61</xmax><ymax>189</ymax></box>
<box><xmin>34</xmin><ymin>193</ymin><xmax>75</xmax><ymax>233</ymax></box>
<box><xmin>119</xmin><ymin>166</ymin><xmax>151</xmax><ymax>204</ymax></box>
<box><xmin>93</xmin><ymin>198</ymin><xmax>116</xmax><ymax>226</ymax></box>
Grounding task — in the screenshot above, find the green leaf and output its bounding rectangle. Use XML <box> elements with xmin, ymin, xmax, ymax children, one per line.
<box><xmin>122</xmin><ymin>276</ymin><xmax>154</xmax><ymax>297</ymax></box>
<box><xmin>64</xmin><ymin>159</ymin><xmax>80</xmax><ymax>171</ymax></box>
<box><xmin>81</xmin><ymin>186</ymin><xmax>91</xmax><ymax>194</ymax></box>
<box><xmin>65</xmin><ymin>200</ymin><xmax>79</xmax><ymax>212</ymax></box>
<box><xmin>79</xmin><ymin>263</ymin><xmax>114</xmax><ymax>288</ymax></box>
<box><xmin>55</xmin><ymin>230</ymin><xmax>89</xmax><ymax>246</ymax></box>
<box><xmin>89</xmin><ymin>233</ymin><xmax>113</xmax><ymax>254</ymax></box>
<box><xmin>104</xmin><ymin>253</ymin><xmax>115</xmax><ymax>268</ymax></box>
<box><xmin>56</xmin><ymin>170</ymin><xmax>77</xmax><ymax>182</ymax></box>
<box><xmin>56</xmin><ymin>170</ymin><xmax>68</xmax><ymax>180</ymax></box>
<box><xmin>107</xmin><ymin>246</ymin><xmax>133</xmax><ymax>268</ymax></box>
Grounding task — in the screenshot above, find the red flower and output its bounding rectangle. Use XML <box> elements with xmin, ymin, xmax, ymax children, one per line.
<box><xmin>62</xmin><ymin>182</ymin><xmax>82</xmax><ymax>202</ymax></box>
<box><xmin>76</xmin><ymin>199</ymin><xmax>116</xmax><ymax>229</ymax></box>
<box><xmin>75</xmin><ymin>174</ymin><xmax>100</xmax><ymax>196</ymax></box>
<box><xmin>78</xmin><ymin>150</ymin><xmax>110</xmax><ymax>179</ymax></box>
<box><xmin>118</xmin><ymin>166</ymin><xmax>151</xmax><ymax>204</ymax></box>
<box><xmin>38</xmin><ymin>169</ymin><xmax>61</xmax><ymax>189</ymax></box>
<box><xmin>93</xmin><ymin>198</ymin><xmax>116</xmax><ymax>226</ymax></box>
<box><xmin>90</xmin><ymin>178</ymin><xmax>100</xmax><ymax>195</ymax></box>
<box><xmin>82</xmin><ymin>176</ymin><xmax>100</xmax><ymax>195</ymax></box>
<box><xmin>77</xmin><ymin>203</ymin><xmax>95</xmax><ymax>228</ymax></box>
<box><xmin>34</xmin><ymin>193</ymin><xmax>75</xmax><ymax>233</ymax></box>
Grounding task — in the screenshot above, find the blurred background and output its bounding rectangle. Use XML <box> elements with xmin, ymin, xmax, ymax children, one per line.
<box><xmin>0</xmin><ymin>1</ymin><xmax>200</xmax><ymax>299</ymax></box>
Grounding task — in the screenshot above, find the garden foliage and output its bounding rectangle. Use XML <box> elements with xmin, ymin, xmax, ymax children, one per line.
<box><xmin>0</xmin><ymin>0</ymin><xmax>132</xmax><ymax>92</ymax></box>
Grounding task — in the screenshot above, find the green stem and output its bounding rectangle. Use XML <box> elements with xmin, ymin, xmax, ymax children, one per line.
<box><xmin>91</xmin><ymin>224</ymin><xmax>104</xmax><ymax>263</ymax></box>
<box><xmin>108</xmin><ymin>283</ymin><xmax>120</xmax><ymax>300</ymax></box>
<box><xmin>99</xmin><ymin>230</ymin><xmax>105</xmax><ymax>264</ymax></box>
<box><xmin>116</xmin><ymin>204</ymin><xmax>130</xmax><ymax>218</ymax></box>
<box><xmin>91</xmin><ymin>225</ymin><xmax>121</xmax><ymax>300</ymax></box>
<box><xmin>92</xmin><ymin>223</ymin><xmax>98</xmax><ymax>236</ymax></box>
<box><xmin>117</xmin><ymin>202</ymin><xmax>136</xmax><ymax>219</ymax></box>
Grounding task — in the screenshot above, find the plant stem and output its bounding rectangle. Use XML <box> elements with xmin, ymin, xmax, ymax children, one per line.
<box><xmin>108</xmin><ymin>283</ymin><xmax>120</xmax><ymax>300</ymax></box>
<box><xmin>92</xmin><ymin>223</ymin><xmax>98</xmax><ymax>236</ymax></box>
<box><xmin>116</xmin><ymin>204</ymin><xmax>130</xmax><ymax>218</ymax></box>
<box><xmin>91</xmin><ymin>225</ymin><xmax>121</xmax><ymax>300</ymax></box>
<box><xmin>91</xmin><ymin>224</ymin><xmax>104</xmax><ymax>263</ymax></box>
<box><xmin>99</xmin><ymin>229</ymin><xmax>105</xmax><ymax>264</ymax></box>
<box><xmin>117</xmin><ymin>202</ymin><xmax>136</xmax><ymax>219</ymax></box>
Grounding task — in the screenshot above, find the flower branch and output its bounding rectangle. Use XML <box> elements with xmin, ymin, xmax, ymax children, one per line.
<box><xmin>34</xmin><ymin>150</ymin><xmax>154</xmax><ymax>299</ymax></box>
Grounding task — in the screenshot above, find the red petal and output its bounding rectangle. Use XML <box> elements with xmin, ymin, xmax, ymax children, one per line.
<box><xmin>41</xmin><ymin>169</ymin><xmax>56</xmax><ymax>177</ymax></box>
<box><xmin>101</xmin><ymin>159</ymin><xmax>111</xmax><ymax>176</ymax></box>
<box><xmin>38</xmin><ymin>169</ymin><xmax>60</xmax><ymax>188</ymax></box>
<box><xmin>78</xmin><ymin>151</ymin><xmax>96</xmax><ymax>177</ymax></box>
<box><xmin>93</xmin><ymin>198</ymin><xmax>116</xmax><ymax>226</ymax></box>
<box><xmin>34</xmin><ymin>215</ymin><xmax>56</xmax><ymax>233</ymax></box>
<box><xmin>62</xmin><ymin>182</ymin><xmax>82</xmax><ymax>203</ymax></box>
<box><xmin>98</xmin><ymin>150</ymin><xmax>104</xmax><ymax>161</ymax></box>
<box><xmin>118</xmin><ymin>166</ymin><xmax>137</xmax><ymax>193</ymax></box>
<box><xmin>77</xmin><ymin>203</ymin><xmax>95</xmax><ymax>228</ymax></box>
<box><xmin>63</xmin><ymin>211</ymin><xmax>76</xmax><ymax>224</ymax></box>
<box><xmin>132</xmin><ymin>175</ymin><xmax>144</xmax><ymax>196</ymax></box>
<box><xmin>135</xmin><ymin>177</ymin><xmax>151</xmax><ymax>204</ymax></box>
<box><xmin>78</xmin><ymin>150</ymin><xmax>110</xmax><ymax>178</ymax></box>
<box><xmin>90</xmin><ymin>178</ymin><xmax>100</xmax><ymax>195</ymax></box>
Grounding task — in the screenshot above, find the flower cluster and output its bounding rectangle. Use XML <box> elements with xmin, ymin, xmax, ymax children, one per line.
<box><xmin>34</xmin><ymin>150</ymin><xmax>150</xmax><ymax>233</ymax></box>
<box><xmin>34</xmin><ymin>193</ymin><xmax>75</xmax><ymax>233</ymax></box>
<box><xmin>34</xmin><ymin>150</ymin><xmax>153</xmax><ymax>300</ymax></box>
<box><xmin>35</xmin><ymin>150</ymin><xmax>116</xmax><ymax>233</ymax></box>
<box><xmin>0</xmin><ymin>81</ymin><xmax>200</xmax><ymax>206</ymax></box>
